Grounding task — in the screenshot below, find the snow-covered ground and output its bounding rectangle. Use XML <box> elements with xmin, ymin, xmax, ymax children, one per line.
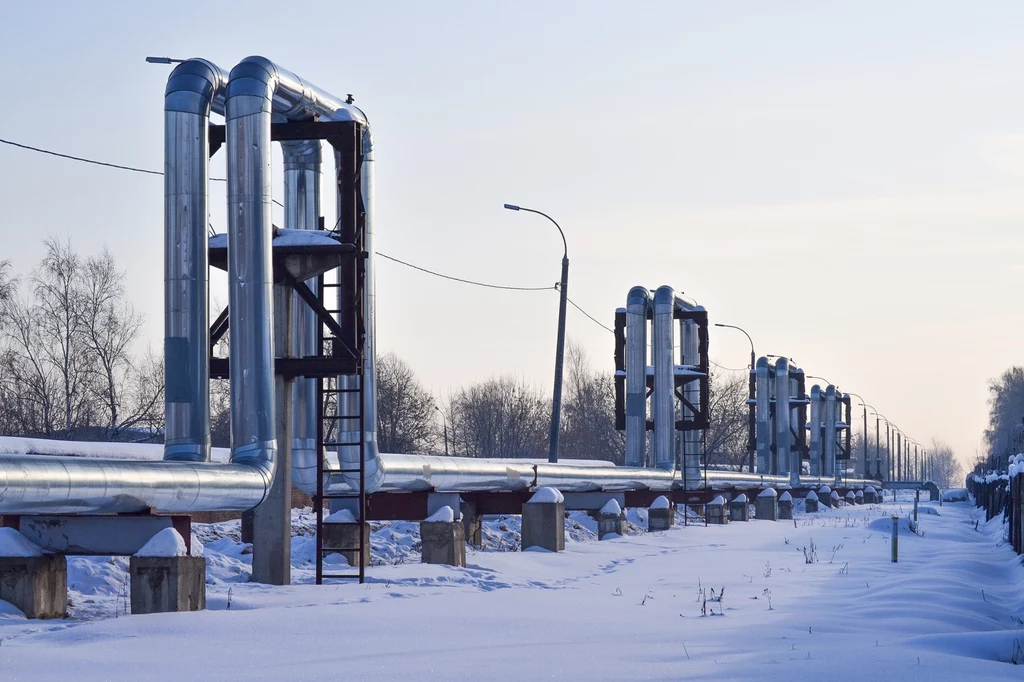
<box><xmin>1</xmin><ymin>492</ymin><xmax>1022</xmax><ymax>680</ymax></box>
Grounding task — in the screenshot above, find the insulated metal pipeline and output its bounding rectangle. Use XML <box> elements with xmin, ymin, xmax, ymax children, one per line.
<box><xmin>755</xmin><ymin>357</ymin><xmax>771</xmax><ymax>473</ymax></box>
<box><xmin>651</xmin><ymin>286</ymin><xmax>676</xmax><ymax>470</ymax></box>
<box><xmin>624</xmin><ymin>287</ymin><xmax>650</xmax><ymax>468</ymax></box>
<box><xmin>823</xmin><ymin>385</ymin><xmax>837</xmax><ymax>478</ymax></box>
<box><xmin>809</xmin><ymin>385</ymin><xmax>822</xmax><ymax>476</ymax></box>
<box><xmin>282</xmin><ymin>139</ymin><xmax>323</xmax><ymax>492</ymax></box>
<box><xmin>163</xmin><ymin>58</ymin><xmax>228</xmax><ymax>463</ymax></box>
<box><xmin>774</xmin><ymin>358</ymin><xmax>792</xmax><ymax>481</ymax></box>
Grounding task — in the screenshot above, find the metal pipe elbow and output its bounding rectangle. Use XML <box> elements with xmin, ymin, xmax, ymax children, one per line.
<box><xmin>165</xmin><ymin>58</ymin><xmax>229</xmax><ymax>116</ymax></box>
<box><xmin>627</xmin><ymin>286</ymin><xmax>650</xmax><ymax>311</ymax></box>
<box><xmin>653</xmin><ymin>285</ymin><xmax>674</xmax><ymax>312</ymax></box>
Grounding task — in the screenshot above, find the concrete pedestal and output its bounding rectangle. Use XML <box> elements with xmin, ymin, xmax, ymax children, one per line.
<box><xmin>597</xmin><ymin>513</ymin><xmax>627</xmax><ymax>539</ymax></box>
<box><xmin>818</xmin><ymin>487</ymin><xmax>832</xmax><ymax>508</ymax></box>
<box><xmin>321</xmin><ymin>522</ymin><xmax>370</xmax><ymax>567</ymax></box>
<box><xmin>805</xmin><ymin>492</ymin><xmax>819</xmax><ymax>513</ymax></box>
<box><xmin>855</xmin><ymin>490</ymin><xmax>864</xmax><ymax>505</ymax></box>
<box><xmin>0</xmin><ymin>554</ymin><xmax>67</xmax><ymax>619</ymax></box>
<box><xmin>846</xmin><ymin>491</ymin><xmax>857</xmax><ymax>505</ymax></box>
<box><xmin>863</xmin><ymin>488</ymin><xmax>878</xmax><ymax>504</ymax></box>
<box><xmin>461</xmin><ymin>499</ymin><xmax>482</xmax><ymax>549</ymax></box>
<box><xmin>521</xmin><ymin>501</ymin><xmax>565</xmax><ymax>551</ymax></box>
<box><xmin>420</xmin><ymin>521</ymin><xmax>466</xmax><ymax>566</ymax></box>
<box><xmin>648</xmin><ymin>507</ymin><xmax>674</xmax><ymax>531</ymax></box>
<box><xmin>830</xmin><ymin>491</ymin><xmax>841</xmax><ymax>507</ymax></box>
<box><xmin>129</xmin><ymin>556</ymin><xmax>206</xmax><ymax>614</ymax></box>
<box><xmin>707</xmin><ymin>498</ymin><xmax>728</xmax><ymax>525</ymax></box>
<box><xmin>729</xmin><ymin>494</ymin><xmax>749</xmax><ymax>522</ymax></box>
<box><xmin>779</xmin><ymin>498</ymin><xmax>794</xmax><ymax>520</ymax></box>
<box><xmin>755</xmin><ymin>490</ymin><xmax>779</xmax><ymax>521</ymax></box>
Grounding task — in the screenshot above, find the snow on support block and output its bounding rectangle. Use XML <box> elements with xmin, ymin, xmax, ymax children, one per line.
<box><xmin>522</xmin><ymin>489</ymin><xmax>566</xmax><ymax>552</ymax></box>
<box><xmin>755</xmin><ymin>489</ymin><xmax>778</xmax><ymax>521</ymax></box>
<box><xmin>131</xmin><ymin>529</ymin><xmax>205</xmax><ymax>614</ymax></box>
<box><xmin>420</xmin><ymin>507</ymin><xmax>466</xmax><ymax>566</ymax></box>
<box><xmin>707</xmin><ymin>496</ymin><xmax>728</xmax><ymax>525</ymax></box>
<box><xmin>778</xmin><ymin>491</ymin><xmax>794</xmax><ymax>520</ymax></box>
<box><xmin>864</xmin><ymin>486</ymin><xmax>878</xmax><ymax>504</ymax></box>
<box><xmin>805</xmin><ymin>490</ymin><xmax>819</xmax><ymax>513</ymax></box>
<box><xmin>648</xmin><ymin>496</ymin><xmax>674</xmax><ymax>531</ymax></box>
<box><xmin>0</xmin><ymin>529</ymin><xmax>66</xmax><ymax>619</ymax></box>
<box><xmin>818</xmin><ymin>486</ymin><xmax>832</xmax><ymax>508</ymax></box>
<box><xmin>598</xmin><ymin>499</ymin><xmax>627</xmax><ymax>540</ymax></box>
<box><xmin>729</xmin><ymin>494</ymin><xmax>749</xmax><ymax>522</ymax></box>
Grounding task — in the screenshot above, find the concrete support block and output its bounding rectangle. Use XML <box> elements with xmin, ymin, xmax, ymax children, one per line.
<box><xmin>855</xmin><ymin>490</ymin><xmax>864</xmax><ymax>505</ymax></box>
<box><xmin>521</xmin><ymin>502</ymin><xmax>565</xmax><ymax>551</ymax></box>
<box><xmin>596</xmin><ymin>498</ymin><xmax>626</xmax><ymax>539</ymax></box>
<box><xmin>846</xmin><ymin>491</ymin><xmax>857</xmax><ymax>505</ymax></box>
<box><xmin>0</xmin><ymin>554</ymin><xmax>67</xmax><ymax>619</ymax></box>
<box><xmin>420</xmin><ymin>521</ymin><xmax>466</xmax><ymax>566</ymax></box>
<box><xmin>647</xmin><ymin>496</ymin><xmax>674</xmax><ymax>531</ymax></box>
<box><xmin>755</xmin><ymin>489</ymin><xmax>779</xmax><ymax>521</ymax></box>
<box><xmin>321</xmin><ymin>522</ymin><xmax>370</xmax><ymax>567</ymax></box>
<box><xmin>706</xmin><ymin>496</ymin><xmax>729</xmax><ymax>525</ymax></box>
<box><xmin>729</xmin><ymin>494</ymin><xmax>749</xmax><ymax>522</ymax></box>
<box><xmin>818</xmin><ymin>486</ymin><xmax>832</xmax><ymax>508</ymax></box>
<box><xmin>805</xmin><ymin>491</ymin><xmax>819</xmax><ymax>513</ymax></box>
<box><xmin>830</xmin><ymin>491</ymin><xmax>841</xmax><ymax>507</ymax></box>
<box><xmin>863</xmin><ymin>487</ymin><xmax>878</xmax><ymax>504</ymax></box>
<box><xmin>460</xmin><ymin>499</ymin><xmax>482</xmax><ymax>549</ymax></box>
<box><xmin>778</xmin><ymin>492</ymin><xmax>794</xmax><ymax>520</ymax></box>
<box><xmin>129</xmin><ymin>556</ymin><xmax>206</xmax><ymax>614</ymax></box>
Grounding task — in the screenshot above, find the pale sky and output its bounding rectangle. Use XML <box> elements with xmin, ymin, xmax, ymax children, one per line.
<box><xmin>2</xmin><ymin>1</ymin><xmax>1023</xmax><ymax>469</ymax></box>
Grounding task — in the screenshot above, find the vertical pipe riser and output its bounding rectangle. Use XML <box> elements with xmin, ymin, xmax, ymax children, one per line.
<box><xmin>625</xmin><ymin>288</ymin><xmax>649</xmax><ymax>468</ymax></box>
<box><xmin>652</xmin><ymin>287</ymin><xmax>675</xmax><ymax>471</ymax></box>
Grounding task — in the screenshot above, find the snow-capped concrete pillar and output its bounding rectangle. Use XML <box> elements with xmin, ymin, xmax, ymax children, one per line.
<box><xmin>647</xmin><ymin>496</ymin><xmax>674</xmax><ymax>531</ymax></box>
<box><xmin>845</xmin><ymin>491</ymin><xmax>857</xmax><ymax>506</ymax></box>
<box><xmin>0</xmin><ymin>529</ymin><xmax>66</xmax><ymax>619</ymax></box>
<box><xmin>855</xmin><ymin>490</ymin><xmax>864</xmax><ymax>505</ymax></box>
<box><xmin>818</xmin><ymin>486</ymin><xmax>832</xmax><ymax>508</ymax></box>
<box><xmin>863</xmin><ymin>486</ymin><xmax>878</xmax><ymax>504</ymax></box>
<box><xmin>130</xmin><ymin>529</ymin><xmax>205</xmax><ymax>614</ymax></box>
<box><xmin>804</xmin><ymin>490</ymin><xmax>819</xmax><ymax>513</ymax></box>
<box><xmin>420</xmin><ymin>506</ymin><xmax>466</xmax><ymax>566</ymax></box>
<box><xmin>706</xmin><ymin>496</ymin><xmax>728</xmax><ymax>525</ymax></box>
<box><xmin>597</xmin><ymin>499</ymin><xmax>627</xmax><ymax>539</ymax></box>
<box><xmin>521</xmin><ymin>488</ymin><xmax>565</xmax><ymax>551</ymax></box>
<box><xmin>755</xmin><ymin>488</ymin><xmax>778</xmax><ymax>521</ymax></box>
<box><xmin>729</xmin><ymin>494</ymin><xmax>750</xmax><ymax>522</ymax></box>
<box><xmin>322</xmin><ymin>514</ymin><xmax>370</xmax><ymax>568</ymax></box>
<box><xmin>778</xmin><ymin>491</ymin><xmax>794</xmax><ymax>520</ymax></box>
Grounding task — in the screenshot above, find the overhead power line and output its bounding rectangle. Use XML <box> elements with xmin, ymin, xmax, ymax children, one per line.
<box><xmin>1</xmin><ymin>135</ymin><xmax>614</xmax><ymax>334</ymax></box>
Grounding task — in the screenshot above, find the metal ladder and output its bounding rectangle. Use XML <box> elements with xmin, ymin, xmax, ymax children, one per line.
<box><xmin>314</xmin><ymin>272</ymin><xmax>367</xmax><ymax>584</ymax></box>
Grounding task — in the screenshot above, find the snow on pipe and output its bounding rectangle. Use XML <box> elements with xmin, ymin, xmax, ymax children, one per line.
<box><xmin>624</xmin><ymin>287</ymin><xmax>650</xmax><ymax>468</ymax></box>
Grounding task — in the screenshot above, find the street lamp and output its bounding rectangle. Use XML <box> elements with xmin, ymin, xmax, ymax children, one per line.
<box><xmin>715</xmin><ymin>323</ymin><xmax>756</xmax><ymax>472</ymax></box>
<box><xmin>806</xmin><ymin>375</ymin><xmax>832</xmax><ymax>387</ymax></box>
<box><xmin>145</xmin><ymin>56</ymin><xmax>187</xmax><ymax>64</ymax></box>
<box><xmin>845</xmin><ymin>393</ymin><xmax>868</xmax><ymax>478</ymax></box>
<box><xmin>861</xmin><ymin>404</ymin><xmax>881</xmax><ymax>479</ymax></box>
<box><xmin>434</xmin><ymin>406</ymin><xmax>450</xmax><ymax>456</ymax></box>
<box><xmin>872</xmin><ymin>412</ymin><xmax>891</xmax><ymax>481</ymax></box>
<box><xmin>503</xmin><ymin>203</ymin><xmax>568</xmax><ymax>464</ymax></box>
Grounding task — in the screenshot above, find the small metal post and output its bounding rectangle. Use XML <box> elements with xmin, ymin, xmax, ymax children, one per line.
<box><xmin>891</xmin><ymin>515</ymin><xmax>899</xmax><ymax>563</ymax></box>
<box><xmin>913</xmin><ymin>490</ymin><xmax>919</xmax><ymax>523</ymax></box>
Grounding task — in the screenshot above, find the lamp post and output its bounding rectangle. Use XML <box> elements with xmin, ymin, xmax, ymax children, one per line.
<box><xmin>715</xmin><ymin>323</ymin><xmax>756</xmax><ymax>472</ymax></box>
<box><xmin>435</xmin><ymin>406</ymin><xmax>450</xmax><ymax>456</ymax></box>
<box><xmin>145</xmin><ymin>56</ymin><xmax>187</xmax><ymax>64</ymax></box>
<box><xmin>503</xmin><ymin>203</ymin><xmax>568</xmax><ymax>464</ymax></box>
<box><xmin>868</xmin><ymin>410</ymin><xmax>884</xmax><ymax>479</ymax></box>
<box><xmin>844</xmin><ymin>392</ymin><xmax>868</xmax><ymax>478</ymax></box>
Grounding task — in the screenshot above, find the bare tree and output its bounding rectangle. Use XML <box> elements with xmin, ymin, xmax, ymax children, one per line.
<box><xmin>30</xmin><ymin>237</ymin><xmax>94</xmax><ymax>435</ymax></box>
<box><xmin>704</xmin><ymin>369</ymin><xmax>749</xmax><ymax>468</ymax></box>
<box><xmin>984</xmin><ymin>367</ymin><xmax>1024</xmax><ymax>468</ymax></box>
<box><xmin>1</xmin><ymin>289</ymin><xmax>61</xmax><ymax>436</ymax></box>
<box><xmin>80</xmin><ymin>249</ymin><xmax>145</xmax><ymax>437</ymax></box>
<box><xmin>446</xmin><ymin>375</ymin><xmax>548</xmax><ymax>459</ymax></box>
<box><xmin>928</xmin><ymin>439</ymin><xmax>962</xmax><ymax>488</ymax></box>
<box><xmin>375</xmin><ymin>351</ymin><xmax>437</xmax><ymax>454</ymax></box>
<box><xmin>559</xmin><ymin>341</ymin><xmax>624</xmax><ymax>464</ymax></box>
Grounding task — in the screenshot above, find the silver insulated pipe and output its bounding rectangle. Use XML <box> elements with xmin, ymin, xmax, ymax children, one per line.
<box><xmin>624</xmin><ymin>287</ymin><xmax>650</xmax><ymax>468</ymax></box>
<box><xmin>163</xmin><ymin>58</ymin><xmax>228</xmax><ymax>463</ymax></box>
<box><xmin>823</xmin><ymin>385</ymin><xmax>837</xmax><ymax>479</ymax></box>
<box><xmin>282</xmin><ymin>139</ymin><xmax>323</xmax><ymax>492</ymax></box>
<box><xmin>808</xmin><ymin>385</ymin><xmax>822</xmax><ymax>476</ymax></box>
<box><xmin>651</xmin><ymin>286</ymin><xmax>676</xmax><ymax>471</ymax></box>
<box><xmin>755</xmin><ymin>356</ymin><xmax>771</xmax><ymax>473</ymax></box>
<box><xmin>774</xmin><ymin>358</ymin><xmax>792</xmax><ymax>482</ymax></box>
<box><xmin>680</xmin><ymin>311</ymin><xmax>702</xmax><ymax>485</ymax></box>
